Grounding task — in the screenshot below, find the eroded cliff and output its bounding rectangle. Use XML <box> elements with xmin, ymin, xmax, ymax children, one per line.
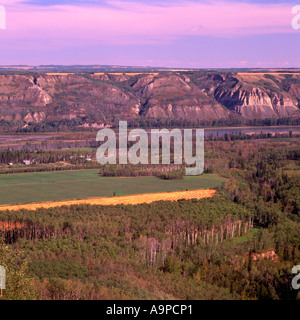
<box><xmin>0</xmin><ymin>71</ymin><xmax>299</xmax><ymax>128</ymax></box>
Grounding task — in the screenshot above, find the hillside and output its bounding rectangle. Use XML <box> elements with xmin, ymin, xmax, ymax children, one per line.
<box><xmin>0</xmin><ymin>70</ymin><xmax>299</xmax><ymax>131</ymax></box>
<box><xmin>0</xmin><ymin>137</ymin><xmax>299</xmax><ymax>300</ymax></box>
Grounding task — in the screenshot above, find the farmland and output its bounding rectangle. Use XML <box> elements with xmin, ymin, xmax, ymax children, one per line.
<box><xmin>0</xmin><ymin>189</ymin><xmax>217</xmax><ymax>211</ymax></box>
<box><xmin>0</xmin><ymin>170</ymin><xmax>226</xmax><ymax>206</ymax></box>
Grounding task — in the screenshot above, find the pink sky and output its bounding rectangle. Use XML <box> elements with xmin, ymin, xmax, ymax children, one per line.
<box><xmin>0</xmin><ymin>1</ymin><xmax>299</xmax><ymax>67</ymax></box>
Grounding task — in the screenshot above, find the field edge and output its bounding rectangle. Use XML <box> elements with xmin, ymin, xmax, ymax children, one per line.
<box><xmin>0</xmin><ymin>189</ymin><xmax>217</xmax><ymax>211</ymax></box>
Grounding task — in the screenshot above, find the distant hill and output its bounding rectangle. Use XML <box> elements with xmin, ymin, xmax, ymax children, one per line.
<box><xmin>0</xmin><ymin>68</ymin><xmax>299</xmax><ymax>132</ymax></box>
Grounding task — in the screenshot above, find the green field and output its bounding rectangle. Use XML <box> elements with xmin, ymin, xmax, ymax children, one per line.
<box><xmin>0</xmin><ymin>170</ymin><xmax>227</xmax><ymax>205</ymax></box>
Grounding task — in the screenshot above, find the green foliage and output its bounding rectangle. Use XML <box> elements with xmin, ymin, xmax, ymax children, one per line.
<box><xmin>0</xmin><ymin>240</ymin><xmax>36</xmax><ymax>300</ymax></box>
<box><xmin>29</xmin><ymin>259</ymin><xmax>89</xmax><ymax>280</ymax></box>
<box><xmin>162</xmin><ymin>256</ymin><xmax>182</xmax><ymax>275</ymax></box>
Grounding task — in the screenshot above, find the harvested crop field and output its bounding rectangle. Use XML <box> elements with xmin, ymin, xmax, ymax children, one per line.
<box><xmin>45</xmin><ymin>73</ymin><xmax>75</xmax><ymax>76</ymax></box>
<box><xmin>0</xmin><ymin>189</ymin><xmax>216</xmax><ymax>211</ymax></box>
<box><xmin>0</xmin><ymin>170</ymin><xmax>226</xmax><ymax>206</ymax></box>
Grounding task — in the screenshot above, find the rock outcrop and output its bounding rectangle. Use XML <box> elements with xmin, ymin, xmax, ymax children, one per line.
<box><xmin>214</xmin><ymin>74</ymin><xmax>299</xmax><ymax>119</ymax></box>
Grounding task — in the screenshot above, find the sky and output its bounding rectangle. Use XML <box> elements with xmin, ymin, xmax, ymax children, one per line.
<box><xmin>0</xmin><ymin>0</ymin><xmax>299</xmax><ymax>68</ymax></box>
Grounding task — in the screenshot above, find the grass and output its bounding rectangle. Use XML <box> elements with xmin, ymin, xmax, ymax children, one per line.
<box><xmin>233</xmin><ymin>227</ymin><xmax>260</xmax><ymax>244</ymax></box>
<box><xmin>0</xmin><ymin>170</ymin><xmax>227</xmax><ymax>206</ymax></box>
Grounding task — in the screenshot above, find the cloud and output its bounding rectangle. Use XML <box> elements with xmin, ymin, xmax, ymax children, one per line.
<box><xmin>0</xmin><ymin>0</ymin><xmax>295</xmax><ymax>46</ymax></box>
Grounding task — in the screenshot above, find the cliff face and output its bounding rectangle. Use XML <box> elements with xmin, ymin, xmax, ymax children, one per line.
<box><xmin>213</xmin><ymin>74</ymin><xmax>299</xmax><ymax>119</ymax></box>
<box><xmin>0</xmin><ymin>75</ymin><xmax>52</xmax><ymax>108</ymax></box>
<box><xmin>132</xmin><ymin>74</ymin><xmax>230</xmax><ymax>120</ymax></box>
<box><xmin>0</xmin><ymin>71</ymin><xmax>299</xmax><ymax>126</ymax></box>
<box><xmin>0</xmin><ymin>74</ymin><xmax>141</xmax><ymax>123</ymax></box>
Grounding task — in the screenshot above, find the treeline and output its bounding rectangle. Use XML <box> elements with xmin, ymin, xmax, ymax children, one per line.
<box><xmin>0</xmin><ymin>148</ymin><xmax>93</xmax><ymax>164</ymax></box>
<box><xmin>0</xmin><ymin>164</ymin><xmax>100</xmax><ymax>175</ymax></box>
<box><xmin>125</xmin><ymin>116</ymin><xmax>300</xmax><ymax>129</ymax></box>
<box><xmin>1</xmin><ymin>116</ymin><xmax>300</xmax><ymax>133</ymax></box>
<box><xmin>206</xmin><ymin>131</ymin><xmax>295</xmax><ymax>141</ymax></box>
<box><xmin>100</xmin><ymin>164</ymin><xmax>184</xmax><ymax>179</ymax></box>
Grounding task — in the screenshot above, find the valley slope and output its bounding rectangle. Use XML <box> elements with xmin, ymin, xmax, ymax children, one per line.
<box><xmin>0</xmin><ymin>70</ymin><xmax>299</xmax><ymax>130</ymax></box>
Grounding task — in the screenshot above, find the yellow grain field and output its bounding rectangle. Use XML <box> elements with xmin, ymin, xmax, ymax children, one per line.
<box><xmin>1</xmin><ymin>67</ymin><xmax>33</xmax><ymax>70</ymax></box>
<box><xmin>0</xmin><ymin>189</ymin><xmax>216</xmax><ymax>212</ymax></box>
<box><xmin>45</xmin><ymin>73</ymin><xmax>75</xmax><ymax>76</ymax></box>
<box><xmin>93</xmin><ymin>73</ymin><xmax>159</xmax><ymax>76</ymax></box>
<box><xmin>123</xmin><ymin>73</ymin><xmax>159</xmax><ymax>76</ymax></box>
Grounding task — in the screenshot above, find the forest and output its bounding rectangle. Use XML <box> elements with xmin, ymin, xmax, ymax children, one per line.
<box><xmin>0</xmin><ymin>135</ymin><xmax>299</xmax><ymax>300</ymax></box>
<box><xmin>1</xmin><ymin>117</ymin><xmax>300</xmax><ymax>134</ymax></box>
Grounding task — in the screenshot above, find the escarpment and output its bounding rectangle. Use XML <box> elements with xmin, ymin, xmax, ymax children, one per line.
<box><xmin>0</xmin><ymin>71</ymin><xmax>299</xmax><ymax>127</ymax></box>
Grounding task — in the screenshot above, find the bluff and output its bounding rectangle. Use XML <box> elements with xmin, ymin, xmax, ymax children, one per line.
<box><xmin>0</xmin><ymin>71</ymin><xmax>299</xmax><ymax>129</ymax></box>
